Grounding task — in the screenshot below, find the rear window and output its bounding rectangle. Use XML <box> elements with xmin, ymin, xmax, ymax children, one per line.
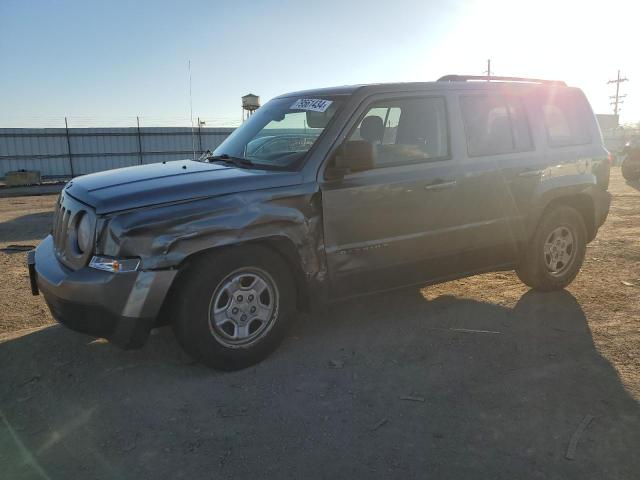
<box><xmin>540</xmin><ymin>90</ymin><xmax>592</xmax><ymax>147</ymax></box>
<box><xmin>460</xmin><ymin>95</ymin><xmax>533</xmax><ymax>157</ymax></box>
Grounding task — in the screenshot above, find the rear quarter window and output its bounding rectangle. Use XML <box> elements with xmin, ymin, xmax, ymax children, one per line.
<box><xmin>540</xmin><ymin>90</ymin><xmax>592</xmax><ymax>147</ymax></box>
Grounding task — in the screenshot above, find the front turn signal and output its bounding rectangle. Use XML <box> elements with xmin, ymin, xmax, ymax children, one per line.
<box><xmin>89</xmin><ymin>256</ymin><xmax>140</xmax><ymax>273</ymax></box>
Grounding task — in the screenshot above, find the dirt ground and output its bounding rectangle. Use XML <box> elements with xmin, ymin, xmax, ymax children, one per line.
<box><xmin>1</xmin><ymin>169</ymin><xmax>638</xmax><ymax>479</ymax></box>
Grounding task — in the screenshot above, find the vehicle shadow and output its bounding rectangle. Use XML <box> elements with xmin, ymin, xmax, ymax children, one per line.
<box><xmin>0</xmin><ymin>211</ymin><xmax>52</xmax><ymax>245</ymax></box>
<box><xmin>625</xmin><ymin>178</ymin><xmax>640</xmax><ymax>191</ymax></box>
<box><xmin>1</xmin><ymin>288</ymin><xmax>638</xmax><ymax>479</ymax></box>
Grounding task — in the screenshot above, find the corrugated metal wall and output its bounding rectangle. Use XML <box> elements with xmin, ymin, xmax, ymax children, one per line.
<box><xmin>0</xmin><ymin>127</ymin><xmax>234</xmax><ymax>178</ymax></box>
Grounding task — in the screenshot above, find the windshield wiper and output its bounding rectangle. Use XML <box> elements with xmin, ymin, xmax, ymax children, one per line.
<box><xmin>209</xmin><ymin>153</ymin><xmax>254</xmax><ymax>168</ymax></box>
<box><xmin>197</xmin><ymin>149</ymin><xmax>213</xmax><ymax>162</ymax></box>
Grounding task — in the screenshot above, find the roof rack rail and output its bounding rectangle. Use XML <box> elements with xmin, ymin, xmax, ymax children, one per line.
<box><xmin>437</xmin><ymin>75</ymin><xmax>566</xmax><ymax>86</ymax></box>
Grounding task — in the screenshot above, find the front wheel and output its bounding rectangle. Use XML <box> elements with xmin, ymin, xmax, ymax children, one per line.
<box><xmin>172</xmin><ymin>245</ymin><xmax>296</xmax><ymax>370</ymax></box>
<box><xmin>516</xmin><ymin>206</ymin><xmax>587</xmax><ymax>291</ymax></box>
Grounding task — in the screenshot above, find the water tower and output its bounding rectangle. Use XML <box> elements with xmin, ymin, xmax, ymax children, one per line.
<box><xmin>242</xmin><ymin>93</ymin><xmax>260</xmax><ymax>122</ymax></box>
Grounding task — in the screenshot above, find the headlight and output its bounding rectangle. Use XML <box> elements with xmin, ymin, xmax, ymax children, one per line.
<box><xmin>89</xmin><ymin>256</ymin><xmax>140</xmax><ymax>273</ymax></box>
<box><xmin>76</xmin><ymin>213</ymin><xmax>93</xmax><ymax>253</ymax></box>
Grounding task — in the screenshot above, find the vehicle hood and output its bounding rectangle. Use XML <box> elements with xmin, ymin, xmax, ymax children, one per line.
<box><xmin>64</xmin><ymin>160</ymin><xmax>304</xmax><ymax>214</ymax></box>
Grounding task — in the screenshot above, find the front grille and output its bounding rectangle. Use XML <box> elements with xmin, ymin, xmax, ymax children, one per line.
<box><xmin>52</xmin><ymin>201</ymin><xmax>69</xmax><ymax>253</ymax></box>
<box><xmin>51</xmin><ymin>192</ymin><xmax>95</xmax><ymax>270</ymax></box>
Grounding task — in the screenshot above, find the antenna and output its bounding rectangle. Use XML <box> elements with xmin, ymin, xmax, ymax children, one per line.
<box><xmin>188</xmin><ymin>60</ymin><xmax>196</xmax><ymax>160</ymax></box>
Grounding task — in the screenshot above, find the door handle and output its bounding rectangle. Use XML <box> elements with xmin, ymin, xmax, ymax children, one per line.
<box><xmin>517</xmin><ymin>169</ymin><xmax>543</xmax><ymax>178</ymax></box>
<box><xmin>424</xmin><ymin>180</ymin><xmax>456</xmax><ymax>191</ymax></box>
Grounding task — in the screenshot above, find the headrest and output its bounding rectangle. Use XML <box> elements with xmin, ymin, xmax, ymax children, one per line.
<box><xmin>360</xmin><ymin>116</ymin><xmax>384</xmax><ymax>143</ymax></box>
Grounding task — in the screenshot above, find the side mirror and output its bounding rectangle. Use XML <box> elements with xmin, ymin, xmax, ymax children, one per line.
<box><xmin>327</xmin><ymin>141</ymin><xmax>375</xmax><ymax>179</ymax></box>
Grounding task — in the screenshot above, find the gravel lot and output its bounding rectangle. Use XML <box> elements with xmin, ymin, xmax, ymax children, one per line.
<box><xmin>1</xmin><ymin>168</ymin><xmax>638</xmax><ymax>479</ymax></box>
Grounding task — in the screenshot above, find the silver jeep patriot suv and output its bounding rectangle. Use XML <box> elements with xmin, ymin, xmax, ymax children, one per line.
<box><xmin>29</xmin><ymin>75</ymin><xmax>611</xmax><ymax>370</ymax></box>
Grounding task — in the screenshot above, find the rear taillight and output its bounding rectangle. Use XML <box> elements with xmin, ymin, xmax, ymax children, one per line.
<box><xmin>607</xmin><ymin>152</ymin><xmax>614</xmax><ymax>165</ymax></box>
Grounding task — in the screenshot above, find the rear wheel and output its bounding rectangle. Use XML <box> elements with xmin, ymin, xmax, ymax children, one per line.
<box><xmin>172</xmin><ymin>245</ymin><xmax>296</xmax><ymax>370</ymax></box>
<box><xmin>516</xmin><ymin>206</ymin><xmax>587</xmax><ymax>291</ymax></box>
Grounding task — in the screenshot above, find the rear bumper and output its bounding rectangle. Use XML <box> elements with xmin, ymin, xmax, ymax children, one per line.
<box><xmin>593</xmin><ymin>188</ymin><xmax>611</xmax><ymax>230</ymax></box>
<box><xmin>30</xmin><ymin>235</ymin><xmax>176</xmax><ymax>348</ymax></box>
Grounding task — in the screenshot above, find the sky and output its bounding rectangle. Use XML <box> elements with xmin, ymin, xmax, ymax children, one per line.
<box><xmin>1</xmin><ymin>0</ymin><xmax>638</xmax><ymax>127</ymax></box>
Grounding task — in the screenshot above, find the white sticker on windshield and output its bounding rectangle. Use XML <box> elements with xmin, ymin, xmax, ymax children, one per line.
<box><xmin>290</xmin><ymin>98</ymin><xmax>333</xmax><ymax>112</ymax></box>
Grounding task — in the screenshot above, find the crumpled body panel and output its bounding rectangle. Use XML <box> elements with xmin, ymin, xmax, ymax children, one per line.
<box><xmin>97</xmin><ymin>182</ymin><xmax>327</xmax><ymax>288</ymax></box>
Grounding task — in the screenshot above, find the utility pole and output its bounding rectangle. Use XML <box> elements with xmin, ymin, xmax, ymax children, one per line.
<box><xmin>608</xmin><ymin>69</ymin><xmax>628</xmax><ymax>117</ymax></box>
<box><xmin>485</xmin><ymin>59</ymin><xmax>492</xmax><ymax>80</ymax></box>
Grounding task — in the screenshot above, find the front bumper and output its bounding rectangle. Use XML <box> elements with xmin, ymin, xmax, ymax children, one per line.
<box><xmin>29</xmin><ymin>235</ymin><xmax>176</xmax><ymax>348</ymax></box>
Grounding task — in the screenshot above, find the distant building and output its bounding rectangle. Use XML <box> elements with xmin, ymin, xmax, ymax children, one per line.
<box><xmin>595</xmin><ymin>114</ymin><xmax>639</xmax><ymax>156</ymax></box>
<box><xmin>596</xmin><ymin>114</ymin><xmax>619</xmax><ymax>132</ymax></box>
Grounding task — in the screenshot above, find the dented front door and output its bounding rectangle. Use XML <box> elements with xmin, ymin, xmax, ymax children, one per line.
<box><xmin>321</xmin><ymin>160</ymin><xmax>459</xmax><ymax>298</ymax></box>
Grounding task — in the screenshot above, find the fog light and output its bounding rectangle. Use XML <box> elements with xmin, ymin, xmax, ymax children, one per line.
<box><xmin>89</xmin><ymin>256</ymin><xmax>140</xmax><ymax>273</ymax></box>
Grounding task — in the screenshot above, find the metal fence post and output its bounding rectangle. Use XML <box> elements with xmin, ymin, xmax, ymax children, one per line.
<box><xmin>136</xmin><ymin>116</ymin><xmax>143</xmax><ymax>165</ymax></box>
<box><xmin>64</xmin><ymin>117</ymin><xmax>75</xmax><ymax>177</ymax></box>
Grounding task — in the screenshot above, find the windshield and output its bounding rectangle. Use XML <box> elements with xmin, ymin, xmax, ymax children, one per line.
<box><xmin>212</xmin><ymin>96</ymin><xmax>344</xmax><ymax>169</ymax></box>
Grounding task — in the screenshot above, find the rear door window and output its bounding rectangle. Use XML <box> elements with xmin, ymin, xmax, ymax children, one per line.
<box><xmin>507</xmin><ymin>99</ymin><xmax>533</xmax><ymax>152</ymax></box>
<box><xmin>460</xmin><ymin>95</ymin><xmax>533</xmax><ymax>156</ymax></box>
<box><xmin>540</xmin><ymin>91</ymin><xmax>592</xmax><ymax>147</ymax></box>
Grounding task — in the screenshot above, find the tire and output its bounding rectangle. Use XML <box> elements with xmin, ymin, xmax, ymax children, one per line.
<box><xmin>171</xmin><ymin>245</ymin><xmax>296</xmax><ymax>370</ymax></box>
<box><xmin>516</xmin><ymin>206</ymin><xmax>587</xmax><ymax>292</ymax></box>
<box><xmin>621</xmin><ymin>161</ymin><xmax>640</xmax><ymax>181</ymax></box>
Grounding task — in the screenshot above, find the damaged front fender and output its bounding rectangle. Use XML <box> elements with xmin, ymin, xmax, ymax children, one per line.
<box><xmin>97</xmin><ymin>182</ymin><xmax>327</xmax><ymax>298</ymax></box>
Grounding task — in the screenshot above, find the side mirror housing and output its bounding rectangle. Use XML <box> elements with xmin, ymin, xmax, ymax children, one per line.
<box><xmin>327</xmin><ymin>141</ymin><xmax>375</xmax><ymax>179</ymax></box>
